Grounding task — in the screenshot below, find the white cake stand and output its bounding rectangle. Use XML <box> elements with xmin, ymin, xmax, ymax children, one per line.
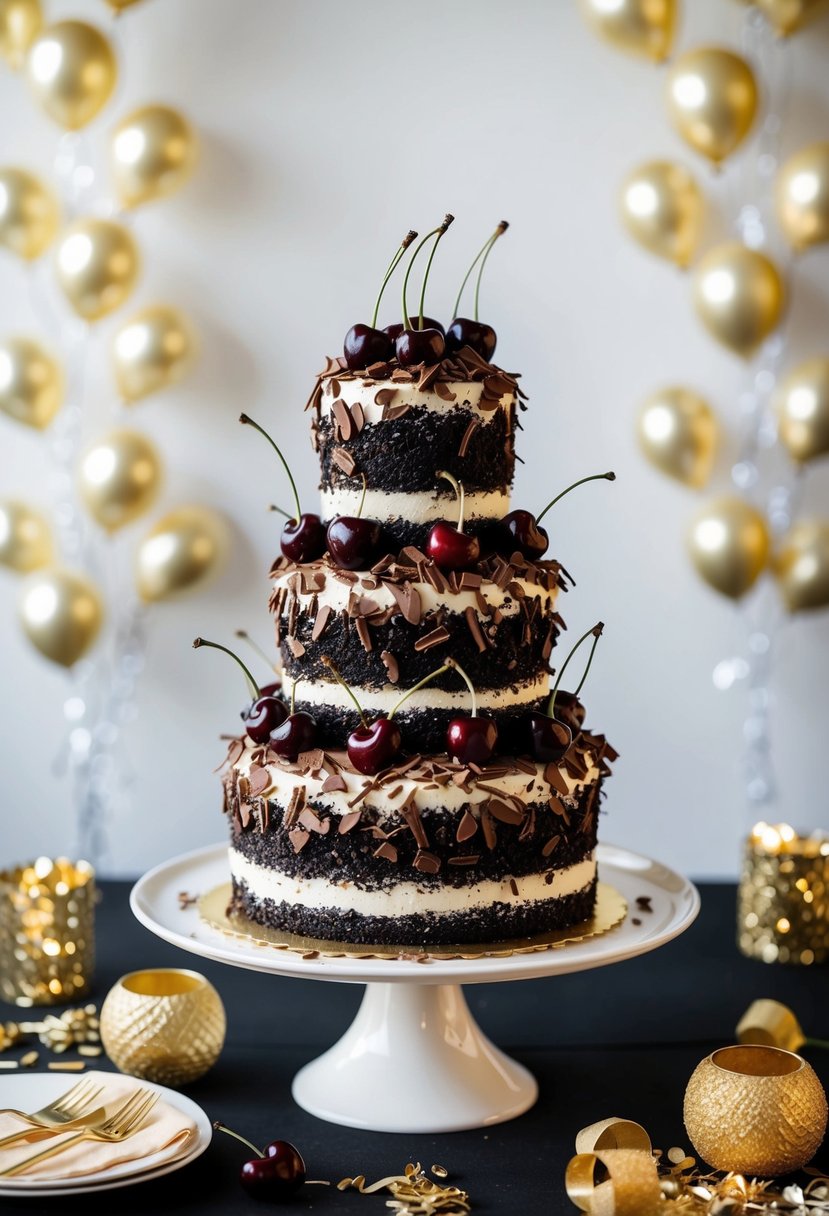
<box><xmin>131</xmin><ymin>842</ymin><xmax>698</xmax><ymax>1134</ymax></box>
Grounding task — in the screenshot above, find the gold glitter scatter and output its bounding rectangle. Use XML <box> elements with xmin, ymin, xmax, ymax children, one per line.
<box><xmin>339</xmin><ymin>1162</ymin><xmax>471</xmax><ymax>1214</ymax></box>
<box><xmin>0</xmin><ymin>1022</ymin><xmax>22</xmax><ymax>1052</ymax></box>
<box><xmin>656</xmin><ymin>1151</ymin><xmax>829</xmax><ymax>1213</ymax></box>
<box><xmin>20</xmin><ymin>1050</ymin><xmax>38</xmax><ymax>1067</ymax></box>
<box><xmin>48</xmin><ymin>1061</ymin><xmax>86</xmax><ymax>1072</ymax></box>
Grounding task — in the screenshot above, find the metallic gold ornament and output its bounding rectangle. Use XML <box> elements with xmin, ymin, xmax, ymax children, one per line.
<box><xmin>111</xmin><ymin>105</ymin><xmax>198</xmax><ymax>209</ymax></box>
<box><xmin>135</xmin><ymin>505</ymin><xmax>228</xmax><ymax>603</ymax></box>
<box><xmin>0</xmin><ymin>0</ymin><xmax>41</xmax><ymax>69</ymax></box>
<box><xmin>619</xmin><ymin>161</ymin><xmax>703</xmax><ymax>270</ymax></box>
<box><xmin>737</xmin><ymin>999</ymin><xmax>806</xmax><ymax>1053</ymax></box>
<box><xmin>692</xmin><ymin>243</ymin><xmax>785</xmax><ymax>357</ymax></box>
<box><xmin>579</xmin><ymin>0</ymin><xmax>676</xmax><ymax>63</ymax></box>
<box><xmin>637</xmin><ymin>387</ymin><xmax>718</xmax><ymax>488</ymax></box>
<box><xmin>100</xmin><ymin>968</ymin><xmax>225</xmax><ymax>1085</ymax></box>
<box><xmin>54</xmin><ymin>218</ymin><xmax>140</xmax><ymax>322</ymax></box>
<box><xmin>739</xmin><ymin>824</ymin><xmax>829</xmax><ymax>963</ymax></box>
<box><xmin>688</xmin><ymin>496</ymin><xmax>770</xmax><ymax>599</ymax></box>
<box><xmin>666</xmin><ymin>48</ymin><xmax>758</xmax><ymax>166</ymax></box>
<box><xmin>774</xmin><ymin>520</ymin><xmax>829</xmax><ymax>612</ymax></box>
<box><xmin>25</xmin><ymin>20</ymin><xmax>117</xmax><ymax>131</ymax></box>
<box><xmin>777</xmin><ymin>357</ymin><xmax>829</xmax><ymax>463</ymax></box>
<box><xmin>112</xmin><ymin>304</ymin><xmax>196</xmax><ymax>403</ymax></box>
<box><xmin>0</xmin><ymin>500</ymin><xmax>53</xmax><ymax>572</ymax></box>
<box><xmin>0</xmin><ymin>167</ymin><xmax>59</xmax><ymax>260</ymax></box>
<box><xmin>18</xmin><ymin>568</ymin><xmax>103</xmax><ymax>667</ymax></box>
<box><xmin>78</xmin><ymin>428</ymin><xmax>162</xmax><ymax>533</ymax></box>
<box><xmin>684</xmin><ymin>1045</ymin><xmax>827</xmax><ymax>1174</ymax></box>
<box><xmin>566</xmin><ymin>1148</ymin><xmax>662</xmax><ymax>1215</ymax></box>
<box><xmin>756</xmin><ymin>0</ymin><xmax>828</xmax><ymax>35</ymax></box>
<box><xmin>0</xmin><ymin>336</ymin><xmax>63</xmax><ymax>429</ymax></box>
<box><xmin>776</xmin><ymin>142</ymin><xmax>829</xmax><ymax>253</ymax></box>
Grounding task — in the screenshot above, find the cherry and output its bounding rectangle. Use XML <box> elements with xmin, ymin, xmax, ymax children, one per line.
<box><xmin>240</xmin><ymin>413</ymin><xmax>326</xmax><ymax>563</ymax></box>
<box><xmin>268</xmin><ymin>682</ymin><xmax>317</xmax><ymax>760</ymax></box>
<box><xmin>394</xmin><ymin>214</ymin><xmax>454</xmax><ymax>368</ymax></box>
<box><xmin>326</xmin><ymin>473</ymin><xmax>384</xmax><ymax>570</ymax></box>
<box><xmin>445</xmin><ymin>220</ymin><xmax>508</xmax><ymax>361</ymax></box>
<box><xmin>342</xmin><ymin>229</ymin><xmax>416</xmax><ymax>371</ymax></box>
<box><xmin>193</xmin><ymin>637</ymin><xmax>287</xmax><ymax>745</ymax></box>
<box><xmin>501</xmin><ymin>471</ymin><xmax>616</xmax><ymax>560</ymax></box>
<box><xmin>214</xmin><ymin>1123</ymin><xmax>306</xmax><ymax>1203</ymax></box>
<box><xmin>444</xmin><ymin>658</ymin><xmax>498</xmax><ymax>765</ymax></box>
<box><xmin>527</xmin><ymin>622</ymin><xmax>603</xmax><ymax>762</ymax></box>
<box><xmin>383</xmin><ymin>316</ymin><xmax>445</xmax><ymax>341</ymax></box>
<box><xmin>427</xmin><ymin>470</ymin><xmax>480</xmax><ymax>570</ymax></box>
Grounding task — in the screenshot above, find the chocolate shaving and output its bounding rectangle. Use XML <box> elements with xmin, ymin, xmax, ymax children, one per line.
<box><xmin>509</xmin><ymin>878</ymin><xmax>520</xmax><ymax>897</ymax></box>
<box><xmin>299</xmin><ymin>807</ymin><xmax>330</xmax><ymax>835</ymax></box>
<box><xmin>247</xmin><ymin>766</ymin><xmax>271</xmax><ymax>797</ymax></box>
<box><xmin>545</xmin><ymin>764</ymin><xmax>570</xmax><ymax>796</ymax></box>
<box><xmin>448</xmin><ymin>855</ymin><xmax>480</xmax><ymax>866</ymax></box>
<box><xmin>322</xmin><ymin>773</ymin><xmax>348</xmax><ymax>794</ymax></box>
<box><xmin>542</xmin><ymin>834</ymin><xmax>561</xmax><ymax>857</ymax></box>
<box><xmin>288</xmin><ymin>827</ymin><xmax>310</xmax><ymax>853</ymax></box>
<box><xmin>331</xmin><ymin>447</ymin><xmax>356</xmax><ymax>476</ymax></box>
<box><xmin>337</xmin><ymin>809</ymin><xmax>361</xmax><ymax>833</ymax></box>
<box><xmin>481</xmin><ymin>808</ymin><xmax>497</xmax><ymax>850</ymax></box>
<box><xmin>355</xmin><ymin>616</ymin><xmax>373</xmax><ymax>653</ymax></box>
<box><xmin>414</xmin><ymin>625</ymin><xmax>450</xmax><ymax>652</ymax></box>
<box><xmin>331</xmin><ymin>398</ymin><xmax>354</xmax><ymax>441</ymax></box>
<box><xmin>417</xmin><ymin>362</ymin><xmax>442</xmax><ymax>391</ymax></box>
<box><xmin>311</xmin><ymin>604</ymin><xmax>332</xmax><ymax>641</ymax></box>
<box><xmin>284</xmin><ymin>785</ymin><xmax>306</xmax><ymax>828</ymax></box>
<box><xmin>374</xmin><ymin>842</ymin><xmax>398</xmax><ymax>863</ymax></box>
<box><xmin>434</xmin><ymin>381</ymin><xmax>456</xmax><ymax>402</ymax></box>
<box><xmin>413</xmin><ymin>849</ymin><xmax>441</xmax><ymax>874</ymax></box>
<box><xmin>401</xmin><ymin>798</ymin><xmax>429</xmax><ymax>848</ymax></box>
<box><xmin>456</xmin><ymin>810</ymin><xmax>478</xmax><ymax>842</ymax></box>
<box><xmin>464</xmin><ymin>606</ymin><xmax>487</xmax><ymax>653</ymax></box>
<box><xmin>380</xmin><ymin>650</ymin><xmax>399</xmax><ymax>684</ymax></box>
<box><xmin>457</xmin><ymin>416</ymin><xmax>480</xmax><ymax>458</ymax></box>
<box><xmin>487</xmin><ymin>798</ymin><xmax>524</xmax><ymax>826</ymax></box>
<box><xmin>374</xmin><ymin>387</ymin><xmax>397</xmax><ymax>407</ymax></box>
<box><xmin>288</xmin><ymin>636</ymin><xmax>305</xmax><ymax>658</ymax></box>
<box><xmin>226</xmin><ymin>738</ymin><xmax>245</xmax><ymax>767</ymax></box>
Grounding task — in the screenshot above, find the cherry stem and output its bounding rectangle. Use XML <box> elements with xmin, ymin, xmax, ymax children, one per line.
<box><xmin>371</xmin><ymin>230</ymin><xmax>417</xmax><ymax>329</ymax></box>
<box><xmin>437</xmin><ymin>469</ymin><xmax>465</xmax><ymax>533</ymax></box>
<box><xmin>290</xmin><ymin>680</ymin><xmax>297</xmax><ymax>715</ymax></box>
<box><xmin>193</xmin><ymin>637</ymin><xmax>259</xmax><ymax>700</ymax></box>
<box><xmin>269</xmin><ymin>504</ymin><xmax>291</xmax><ymax>519</ymax></box>
<box><xmin>418</xmin><ymin>213</ymin><xmax>453</xmax><ymax>329</ymax></box>
<box><xmin>547</xmin><ymin>623</ymin><xmax>604</xmax><ymax>720</ymax></box>
<box><xmin>357</xmin><ymin>472</ymin><xmax>367</xmax><ymax>520</ymax></box>
<box><xmin>535</xmin><ymin>471</ymin><xmax>616</xmax><ymax>527</ymax></box>
<box><xmin>212</xmin><ymin>1121</ymin><xmax>263</xmax><ymax>1159</ymax></box>
<box><xmin>389</xmin><ymin>664</ymin><xmax>450</xmax><ymax>721</ymax></box>
<box><xmin>240</xmin><ymin>413</ymin><xmax>302</xmax><ymax>523</ymax></box>
<box><xmin>321</xmin><ymin>657</ymin><xmax>367</xmax><ymax>728</ymax></box>
<box><xmin>452</xmin><ymin>221</ymin><xmax>508</xmax><ymax>322</ymax></box>
<box><xmin>402</xmin><ymin>215</ymin><xmax>453</xmax><ymax>331</ymax></box>
<box><xmin>235</xmin><ymin>629</ymin><xmax>278</xmax><ymax>675</ymax></box>
<box><xmin>806</xmin><ymin>1037</ymin><xmax>829</xmax><ymax>1050</ymax></box>
<box><xmin>446</xmin><ymin>657</ymin><xmax>478</xmax><ymax>718</ymax></box>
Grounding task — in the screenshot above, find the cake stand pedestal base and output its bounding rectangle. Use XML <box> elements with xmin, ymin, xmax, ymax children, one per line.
<box><xmin>292</xmin><ymin>981</ymin><xmax>536</xmax><ymax>1133</ymax></box>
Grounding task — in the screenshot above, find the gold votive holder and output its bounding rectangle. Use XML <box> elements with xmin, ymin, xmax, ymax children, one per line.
<box><xmin>738</xmin><ymin>822</ymin><xmax>829</xmax><ymax>965</ymax></box>
<box><xmin>100</xmin><ymin>968</ymin><xmax>226</xmax><ymax>1086</ymax></box>
<box><xmin>684</xmin><ymin>1044</ymin><xmax>828</xmax><ymax>1176</ymax></box>
<box><xmin>0</xmin><ymin>857</ymin><xmax>95</xmax><ymax>1007</ymax></box>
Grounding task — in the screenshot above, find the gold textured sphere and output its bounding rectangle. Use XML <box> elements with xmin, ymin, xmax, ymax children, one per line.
<box><xmin>100</xmin><ymin>968</ymin><xmax>226</xmax><ymax>1086</ymax></box>
<box><xmin>684</xmin><ymin>1045</ymin><xmax>827</xmax><ymax>1175</ymax></box>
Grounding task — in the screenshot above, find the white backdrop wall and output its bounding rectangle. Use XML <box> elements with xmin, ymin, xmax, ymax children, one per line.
<box><xmin>1</xmin><ymin>0</ymin><xmax>828</xmax><ymax>878</ymax></box>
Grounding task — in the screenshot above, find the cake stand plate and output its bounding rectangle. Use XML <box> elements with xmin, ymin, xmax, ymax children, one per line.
<box><xmin>131</xmin><ymin>843</ymin><xmax>699</xmax><ymax>1134</ymax></box>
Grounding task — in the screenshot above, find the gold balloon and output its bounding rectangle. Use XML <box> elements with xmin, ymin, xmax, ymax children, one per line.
<box><xmin>112</xmin><ymin>305</ymin><xmax>197</xmax><ymax>403</ymax></box>
<box><xmin>78</xmin><ymin>429</ymin><xmax>162</xmax><ymax>533</ymax></box>
<box><xmin>638</xmin><ymin>387</ymin><xmax>718</xmax><ymax>487</ymax></box>
<box><xmin>579</xmin><ymin>0</ymin><xmax>676</xmax><ymax>62</ymax></box>
<box><xmin>136</xmin><ymin>506</ymin><xmax>228</xmax><ymax>603</ymax></box>
<box><xmin>756</xmin><ymin>0</ymin><xmax>828</xmax><ymax>35</ymax></box>
<box><xmin>0</xmin><ymin>336</ymin><xmax>63</xmax><ymax>429</ymax></box>
<box><xmin>777</xmin><ymin>357</ymin><xmax>829</xmax><ymax>463</ymax></box>
<box><xmin>688</xmin><ymin>497</ymin><xmax>771</xmax><ymax>599</ymax></box>
<box><xmin>619</xmin><ymin>161</ymin><xmax>703</xmax><ymax>270</ymax></box>
<box><xmin>0</xmin><ymin>0</ymin><xmax>41</xmax><ymax>69</ymax></box>
<box><xmin>0</xmin><ymin>500</ymin><xmax>52</xmax><ymax>572</ymax></box>
<box><xmin>111</xmin><ymin>105</ymin><xmax>198</xmax><ymax>209</ymax></box>
<box><xmin>776</xmin><ymin>142</ymin><xmax>829</xmax><ymax>253</ymax></box>
<box><xmin>692</xmin><ymin>243</ymin><xmax>785</xmax><ymax>357</ymax></box>
<box><xmin>54</xmin><ymin>218</ymin><xmax>140</xmax><ymax>322</ymax></box>
<box><xmin>0</xmin><ymin>167</ymin><xmax>59</xmax><ymax>260</ymax></box>
<box><xmin>667</xmin><ymin>48</ymin><xmax>758</xmax><ymax>166</ymax></box>
<box><xmin>26</xmin><ymin>20</ymin><xmax>117</xmax><ymax>131</ymax></box>
<box><xmin>18</xmin><ymin>567</ymin><xmax>103</xmax><ymax>667</ymax></box>
<box><xmin>104</xmin><ymin>0</ymin><xmax>144</xmax><ymax>8</ymax></box>
<box><xmin>774</xmin><ymin>520</ymin><xmax>829</xmax><ymax>612</ymax></box>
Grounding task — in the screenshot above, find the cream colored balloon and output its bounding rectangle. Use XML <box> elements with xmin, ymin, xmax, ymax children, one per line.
<box><xmin>638</xmin><ymin>387</ymin><xmax>718</xmax><ymax>487</ymax></box>
<box><xmin>776</xmin><ymin>142</ymin><xmax>829</xmax><ymax>253</ymax></box>
<box><xmin>756</xmin><ymin>0</ymin><xmax>828</xmax><ymax>35</ymax></box>
<box><xmin>620</xmin><ymin>161</ymin><xmax>703</xmax><ymax>269</ymax></box>
<box><xmin>777</xmin><ymin>358</ymin><xmax>829</xmax><ymax>464</ymax></box>
<box><xmin>692</xmin><ymin>243</ymin><xmax>785</xmax><ymax>357</ymax></box>
<box><xmin>0</xmin><ymin>500</ymin><xmax>53</xmax><ymax>572</ymax></box>
<box><xmin>18</xmin><ymin>567</ymin><xmax>103</xmax><ymax>666</ymax></box>
<box><xmin>111</xmin><ymin>105</ymin><xmax>199</xmax><ymax>209</ymax></box>
<box><xmin>0</xmin><ymin>336</ymin><xmax>63</xmax><ymax>429</ymax></box>
<box><xmin>688</xmin><ymin>497</ymin><xmax>771</xmax><ymax>599</ymax></box>
<box><xmin>112</xmin><ymin>305</ymin><xmax>196</xmax><ymax>404</ymax></box>
<box><xmin>667</xmin><ymin>48</ymin><xmax>758</xmax><ymax>165</ymax></box>
<box><xmin>579</xmin><ymin>0</ymin><xmax>676</xmax><ymax>62</ymax></box>
<box><xmin>54</xmin><ymin>219</ymin><xmax>140</xmax><ymax>322</ymax></box>
<box><xmin>774</xmin><ymin>520</ymin><xmax>829</xmax><ymax>612</ymax></box>
<box><xmin>26</xmin><ymin>20</ymin><xmax>117</xmax><ymax>130</ymax></box>
<box><xmin>0</xmin><ymin>0</ymin><xmax>41</xmax><ymax>70</ymax></box>
<box><xmin>136</xmin><ymin>506</ymin><xmax>229</xmax><ymax>603</ymax></box>
<box><xmin>78</xmin><ymin>429</ymin><xmax>162</xmax><ymax>533</ymax></box>
<box><xmin>0</xmin><ymin>167</ymin><xmax>59</xmax><ymax>260</ymax></box>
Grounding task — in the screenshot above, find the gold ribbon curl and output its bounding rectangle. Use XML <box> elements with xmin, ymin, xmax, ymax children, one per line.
<box><xmin>575</xmin><ymin>1117</ymin><xmax>652</xmax><ymax>1154</ymax></box>
<box><xmin>736</xmin><ymin>999</ymin><xmax>806</xmax><ymax>1052</ymax></box>
<box><xmin>566</xmin><ymin>1148</ymin><xmax>662</xmax><ymax>1216</ymax></box>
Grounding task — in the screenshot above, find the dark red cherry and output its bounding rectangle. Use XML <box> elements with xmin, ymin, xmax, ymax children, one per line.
<box><xmin>263</xmin><ymin>1139</ymin><xmax>306</xmax><ymax>1185</ymax></box>
<box><xmin>240</xmin><ymin>1150</ymin><xmax>305</xmax><ymax>1202</ymax></box>
<box><xmin>269</xmin><ymin>712</ymin><xmax>317</xmax><ymax>761</ymax></box>
<box><xmin>446</xmin><ymin>715</ymin><xmax>498</xmax><ymax>766</ymax></box>
<box><xmin>395</xmin><ymin>328</ymin><xmax>445</xmax><ymax>367</ymax></box>
<box><xmin>343</xmin><ymin>323</ymin><xmax>393</xmax><ymax>371</ymax></box>
<box><xmin>527</xmin><ymin>710</ymin><xmax>571</xmax><ymax>762</ymax></box>
<box><xmin>383</xmin><ymin>316</ymin><xmax>445</xmax><ymax>341</ymax></box>
<box><xmin>445</xmin><ymin>318</ymin><xmax>497</xmax><ymax>361</ymax></box>
<box><xmin>427</xmin><ymin>521</ymin><xmax>480</xmax><ymax>570</ymax></box>
<box><xmin>281</xmin><ymin>513</ymin><xmax>327</xmax><ymax>562</ymax></box>
<box><xmin>347</xmin><ymin>718</ymin><xmax>402</xmax><ymax>775</ymax></box>
<box><xmin>327</xmin><ymin>516</ymin><xmax>383</xmax><ymax>570</ymax></box>
<box><xmin>246</xmin><ymin>696</ymin><xmax>289</xmax><ymax>744</ymax></box>
<box><xmin>241</xmin><ymin>681</ymin><xmax>282</xmax><ymax>722</ymax></box>
<box><xmin>500</xmin><ymin>508</ymin><xmax>548</xmax><ymax>560</ymax></box>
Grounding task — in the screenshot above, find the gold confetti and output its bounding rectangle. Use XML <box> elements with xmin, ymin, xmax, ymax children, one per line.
<box><xmin>20</xmin><ymin>1050</ymin><xmax>38</xmax><ymax>1067</ymax></box>
<box><xmin>339</xmin><ymin>1161</ymin><xmax>470</xmax><ymax>1213</ymax></box>
<box><xmin>47</xmin><ymin>1061</ymin><xmax>85</xmax><ymax>1072</ymax></box>
<box><xmin>0</xmin><ymin>1061</ymin><xmax>19</xmax><ymax>1070</ymax></box>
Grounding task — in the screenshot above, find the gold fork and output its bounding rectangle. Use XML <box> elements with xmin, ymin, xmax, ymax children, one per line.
<box><xmin>1</xmin><ymin>1088</ymin><xmax>159</xmax><ymax>1178</ymax></box>
<box><xmin>0</xmin><ymin>1079</ymin><xmax>106</xmax><ymax>1150</ymax></box>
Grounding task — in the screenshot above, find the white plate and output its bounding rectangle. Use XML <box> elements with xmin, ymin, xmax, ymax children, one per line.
<box><xmin>0</xmin><ymin>1074</ymin><xmax>212</xmax><ymax>1197</ymax></box>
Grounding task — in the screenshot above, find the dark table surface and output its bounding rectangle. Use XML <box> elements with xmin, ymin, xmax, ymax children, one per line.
<box><xmin>1</xmin><ymin>880</ymin><xmax>827</xmax><ymax>1213</ymax></box>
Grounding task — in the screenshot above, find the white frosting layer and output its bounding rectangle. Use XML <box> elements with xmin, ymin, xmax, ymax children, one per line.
<box><xmin>320</xmin><ymin>376</ymin><xmax>514</xmax><ymax>426</ymax></box>
<box><xmin>229</xmin><ymin>848</ymin><xmax>596</xmax><ymax>917</ymax></box>
<box><xmin>320</xmin><ymin>486</ymin><xmax>509</xmax><ymax>526</ymax></box>
<box><xmin>293</xmin><ymin>674</ymin><xmax>549</xmax><ymax>715</ymax></box>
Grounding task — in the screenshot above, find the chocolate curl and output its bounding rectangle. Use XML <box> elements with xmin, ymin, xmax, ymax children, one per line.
<box><xmin>575</xmin><ymin>1117</ymin><xmax>652</xmax><ymax>1155</ymax></box>
<box><xmin>737</xmin><ymin>999</ymin><xmax>806</xmax><ymax>1053</ymax></box>
<box><xmin>565</xmin><ymin>1148</ymin><xmax>662</xmax><ymax>1216</ymax></box>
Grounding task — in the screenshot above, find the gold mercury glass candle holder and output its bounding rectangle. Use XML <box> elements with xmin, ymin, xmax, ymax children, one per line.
<box><xmin>0</xmin><ymin>857</ymin><xmax>95</xmax><ymax>1007</ymax></box>
<box><xmin>738</xmin><ymin>822</ymin><xmax>829</xmax><ymax>965</ymax></box>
